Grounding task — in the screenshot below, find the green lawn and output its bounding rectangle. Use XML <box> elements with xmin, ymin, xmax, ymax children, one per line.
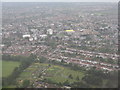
<box><xmin>44</xmin><ymin>65</ymin><xmax>85</xmax><ymax>84</ymax></box>
<box><xmin>3</xmin><ymin>85</ymin><xmax>16</xmax><ymax>88</ymax></box>
<box><xmin>2</xmin><ymin>61</ymin><xmax>21</xmax><ymax>77</ymax></box>
<box><xmin>17</xmin><ymin>63</ymin><xmax>85</xmax><ymax>86</ymax></box>
<box><xmin>16</xmin><ymin>63</ymin><xmax>49</xmax><ymax>84</ymax></box>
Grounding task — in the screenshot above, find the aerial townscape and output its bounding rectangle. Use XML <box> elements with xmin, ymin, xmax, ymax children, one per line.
<box><xmin>1</xmin><ymin>2</ymin><xmax>119</xmax><ymax>88</ymax></box>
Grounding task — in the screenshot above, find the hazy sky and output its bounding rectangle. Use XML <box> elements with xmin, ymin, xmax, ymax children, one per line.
<box><xmin>1</xmin><ymin>0</ymin><xmax>120</xmax><ymax>2</ymax></box>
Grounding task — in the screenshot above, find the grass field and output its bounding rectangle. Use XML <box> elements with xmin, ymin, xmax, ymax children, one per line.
<box><xmin>2</xmin><ymin>61</ymin><xmax>21</xmax><ymax>77</ymax></box>
<box><xmin>3</xmin><ymin>85</ymin><xmax>16</xmax><ymax>88</ymax></box>
<box><xmin>44</xmin><ymin>65</ymin><xmax>85</xmax><ymax>84</ymax></box>
<box><xmin>17</xmin><ymin>63</ymin><xmax>85</xmax><ymax>86</ymax></box>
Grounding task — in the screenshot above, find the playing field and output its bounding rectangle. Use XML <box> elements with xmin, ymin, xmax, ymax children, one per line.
<box><xmin>44</xmin><ymin>65</ymin><xmax>85</xmax><ymax>84</ymax></box>
<box><xmin>2</xmin><ymin>61</ymin><xmax>21</xmax><ymax>77</ymax></box>
<box><xmin>17</xmin><ymin>63</ymin><xmax>85</xmax><ymax>86</ymax></box>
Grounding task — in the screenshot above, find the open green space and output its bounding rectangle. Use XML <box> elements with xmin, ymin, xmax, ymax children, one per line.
<box><xmin>16</xmin><ymin>63</ymin><xmax>49</xmax><ymax>86</ymax></box>
<box><xmin>17</xmin><ymin>62</ymin><xmax>85</xmax><ymax>86</ymax></box>
<box><xmin>3</xmin><ymin>85</ymin><xmax>16</xmax><ymax>88</ymax></box>
<box><xmin>2</xmin><ymin>60</ymin><xmax>21</xmax><ymax>77</ymax></box>
<box><xmin>44</xmin><ymin>65</ymin><xmax>85</xmax><ymax>84</ymax></box>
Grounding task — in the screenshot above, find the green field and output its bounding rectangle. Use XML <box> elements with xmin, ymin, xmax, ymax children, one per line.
<box><xmin>44</xmin><ymin>65</ymin><xmax>84</xmax><ymax>84</ymax></box>
<box><xmin>17</xmin><ymin>63</ymin><xmax>85</xmax><ymax>86</ymax></box>
<box><xmin>2</xmin><ymin>61</ymin><xmax>21</xmax><ymax>77</ymax></box>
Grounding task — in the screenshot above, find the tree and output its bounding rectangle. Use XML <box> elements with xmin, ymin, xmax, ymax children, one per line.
<box><xmin>61</xmin><ymin>59</ymin><xmax>65</xmax><ymax>63</ymax></box>
<box><xmin>39</xmin><ymin>56</ymin><xmax>47</xmax><ymax>63</ymax></box>
<box><xmin>63</xmin><ymin>80</ymin><xmax>69</xmax><ymax>86</ymax></box>
<box><xmin>82</xmin><ymin>74</ymin><xmax>102</xmax><ymax>86</ymax></box>
<box><xmin>22</xmin><ymin>80</ymin><xmax>30</xmax><ymax>88</ymax></box>
<box><xmin>71</xmin><ymin>81</ymin><xmax>90</xmax><ymax>88</ymax></box>
<box><xmin>48</xmin><ymin>64</ymin><xmax>51</xmax><ymax>67</ymax></box>
<box><xmin>68</xmin><ymin>74</ymin><xmax>73</xmax><ymax>79</ymax></box>
<box><xmin>76</xmin><ymin>76</ymin><xmax>80</xmax><ymax>81</ymax></box>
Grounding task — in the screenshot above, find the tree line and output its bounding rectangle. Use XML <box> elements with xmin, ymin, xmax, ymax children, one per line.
<box><xmin>2</xmin><ymin>54</ymin><xmax>36</xmax><ymax>87</ymax></box>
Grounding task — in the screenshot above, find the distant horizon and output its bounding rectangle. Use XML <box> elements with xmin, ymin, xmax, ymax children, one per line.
<box><xmin>2</xmin><ymin>1</ymin><xmax>119</xmax><ymax>3</ymax></box>
<box><xmin>1</xmin><ymin>0</ymin><xmax>119</xmax><ymax>2</ymax></box>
